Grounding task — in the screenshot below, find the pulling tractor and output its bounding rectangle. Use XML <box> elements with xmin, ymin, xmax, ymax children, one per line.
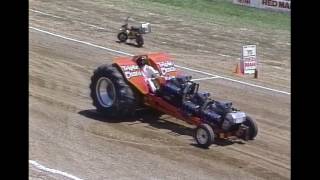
<box><xmin>90</xmin><ymin>53</ymin><xmax>258</xmax><ymax>148</ymax></box>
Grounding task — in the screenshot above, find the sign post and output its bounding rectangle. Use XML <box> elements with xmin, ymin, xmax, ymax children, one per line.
<box><xmin>241</xmin><ymin>45</ymin><xmax>257</xmax><ymax>75</ymax></box>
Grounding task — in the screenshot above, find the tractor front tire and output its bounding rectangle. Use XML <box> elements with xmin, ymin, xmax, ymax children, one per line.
<box><xmin>90</xmin><ymin>64</ymin><xmax>138</xmax><ymax>117</ymax></box>
<box><xmin>194</xmin><ymin>123</ymin><xmax>215</xmax><ymax>148</ymax></box>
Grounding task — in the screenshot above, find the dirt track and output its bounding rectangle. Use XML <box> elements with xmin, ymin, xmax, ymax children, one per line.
<box><xmin>29</xmin><ymin>0</ymin><xmax>290</xmax><ymax>179</ymax></box>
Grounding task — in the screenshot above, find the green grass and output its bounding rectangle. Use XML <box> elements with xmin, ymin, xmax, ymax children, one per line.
<box><xmin>136</xmin><ymin>0</ymin><xmax>290</xmax><ymax>31</ymax></box>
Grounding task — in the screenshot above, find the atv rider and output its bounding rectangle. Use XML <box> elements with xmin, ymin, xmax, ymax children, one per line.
<box><xmin>136</xmin><ymin>56</ymin><xmax>163</xmax><ymax>93</ymax></box>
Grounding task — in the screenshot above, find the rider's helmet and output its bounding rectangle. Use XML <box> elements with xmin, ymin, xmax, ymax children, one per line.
<box><xmin>136</xmin><ymin>56</ymin><xmax>148</xmax><ymax>67</ymax></box>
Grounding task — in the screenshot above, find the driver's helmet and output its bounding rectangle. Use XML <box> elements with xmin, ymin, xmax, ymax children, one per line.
<box><xmin>136</xmin><ymin>56</ymin><xmax>148</xmax><ymax>67</ymax></box>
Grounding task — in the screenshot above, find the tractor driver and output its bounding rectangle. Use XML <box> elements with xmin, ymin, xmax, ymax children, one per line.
<box><xmin>136</xmin><ymin>56</ymin><xmax>164</xmax><ymax>94</ymax></box>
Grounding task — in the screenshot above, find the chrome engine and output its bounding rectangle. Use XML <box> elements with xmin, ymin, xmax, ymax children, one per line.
<box><xmin>222</xmin><ymin>112</ymin><xmax>246</xmax><ymax>130</ymax></box>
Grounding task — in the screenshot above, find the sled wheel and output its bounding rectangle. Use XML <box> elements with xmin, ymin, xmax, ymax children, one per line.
<box><xmin>136</xmin><ymin>35</ymin><xmax>144</xmax><ymax>47</ymax></box>
<box><xmin>194</xmin><ymin>123</ymin><xmax>215</xmax><ymax>148</ymax></box>
<box><xmin>243</xmin><ymin>116</ymin><xmax>258</xmax><ymax>140</ymax></box>
<box><xmin>117</xmin><ymin>32</ymin><xmax>128</xmax><ymax>42</ymax></box>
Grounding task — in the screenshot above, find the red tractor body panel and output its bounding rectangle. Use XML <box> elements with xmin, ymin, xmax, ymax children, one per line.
<box><xmin>113</xmin><ymin>52</ymin><xmax>182</xmax><ymax>94</ymax></box>
<box><xmin>146</xmin><ymin>52</ymin><xmax>180</xmax><ymax>78</ymax></box>
<box><xmin>113</xmin><ymin>56</ymin><xmax>150</xmax><ymax>94</ymax></box>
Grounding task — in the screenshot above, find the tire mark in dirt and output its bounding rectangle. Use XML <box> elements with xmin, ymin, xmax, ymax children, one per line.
<box><xmin>227</xmin><ymin>146</ymin><xmax>290</xmax><ymax>170</ymax></box>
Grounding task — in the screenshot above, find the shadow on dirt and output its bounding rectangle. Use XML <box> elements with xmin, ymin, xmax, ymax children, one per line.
<box><xmin>214</xmin><ymin>139</ymin><xmax>245</xmax><ymax>146</ymax></box>
<box><xmin>115</xmin><ymin>41</ymin><xmax>142</xmax><ymax>48</ymax></box>
<box><xmin>189</xmin><ymin>139</ymin><xmax>244</xmax><ymax>149</ymax></box>
<box><xmin>78</xmin><ymin>109</ymin><xmax>193</xmax><ymax>137</ymax></box>
<box><xmin>78</xmin><ymin>109</ymin><xmax>244</xmax><ymax>147</ymax></box>
<box><xmin>78</xmin><ymin>109</ymin><xmax>136</xmax><ymax>123</ymax></box>
<box><xmin>125</xmin><ymin>42</ymin><xmax>142</xmax><ymax>48</ymax></box>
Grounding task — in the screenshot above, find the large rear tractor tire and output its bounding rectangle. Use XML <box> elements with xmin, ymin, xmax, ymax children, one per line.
<box><xmin>194</xmin><ymin>123</ymin><xmax>215</xmax><ymax>148</ymax></box>
<box><xmin>243</xmin><ymin>116</ymin><xmax>258</xmax><ymax>140</ymax></box>
<box><xmin>90</xmin><ymin>64</ymin><xmax>138</xmax><ymax>117</ymax></box>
